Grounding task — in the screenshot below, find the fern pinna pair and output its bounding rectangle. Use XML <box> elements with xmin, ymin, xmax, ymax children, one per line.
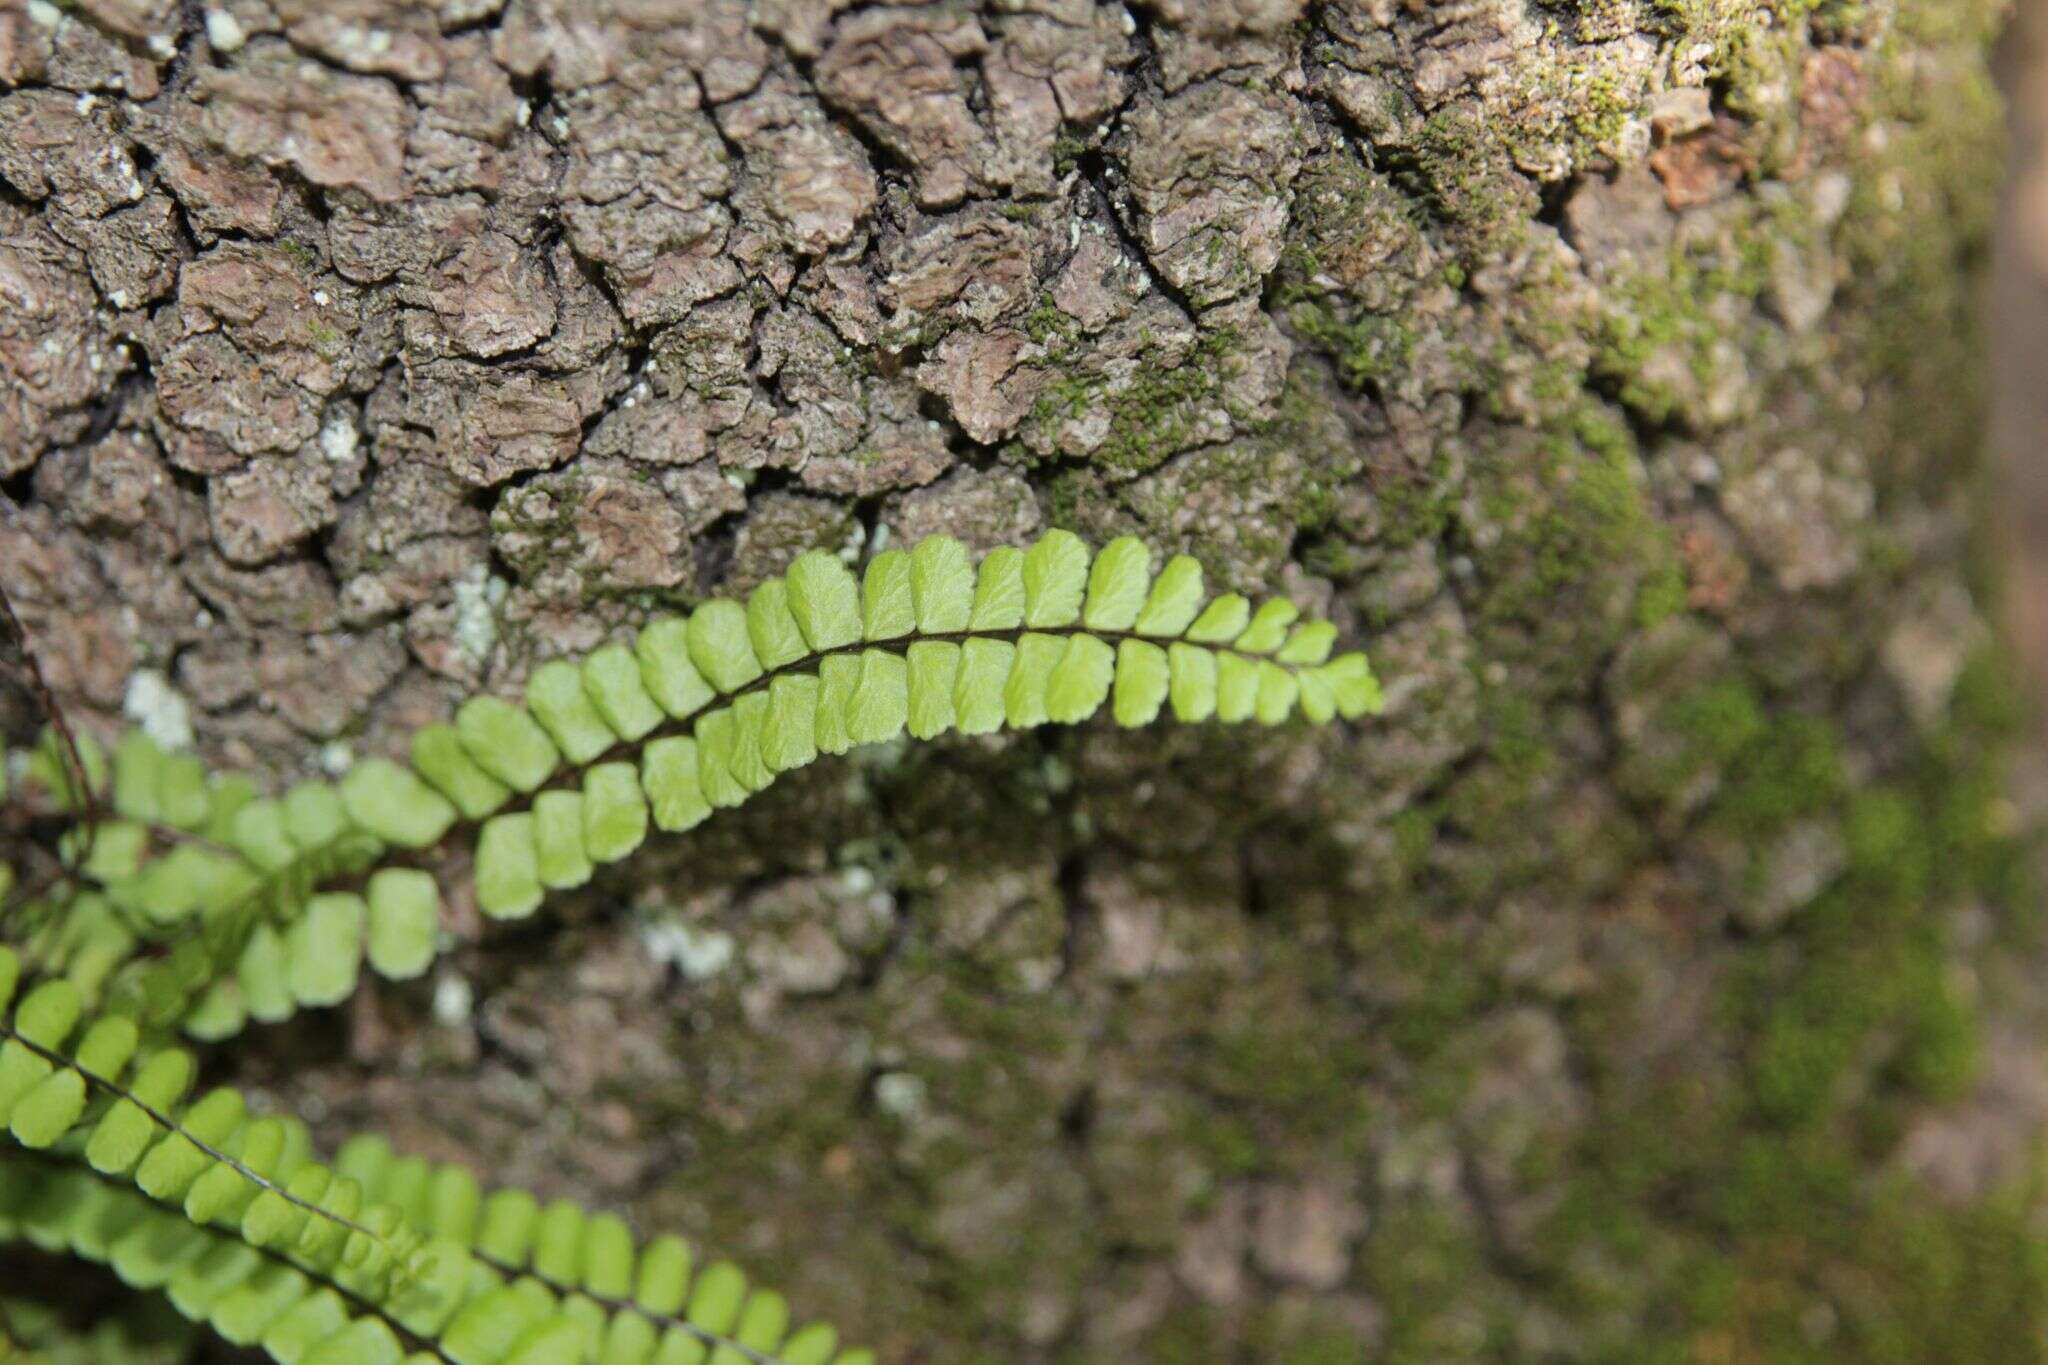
<box><xmin>0</xmin><ymin>530</ymin><xmax>1381</xmax><ymax>1364</ymax></box>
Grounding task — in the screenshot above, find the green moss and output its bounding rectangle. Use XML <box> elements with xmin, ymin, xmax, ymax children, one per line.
<box><xmin>1020</xmin><ymin>293</ymin><xmax>1075</xmax><ymax>346</ymax></box>
<box><xmin>1244</xmin><ymin>1303</ymin><xmax>1383</xmax><ymax>1365</ymax></box>
<box><xmin>1360</xmin><ymin>1203</ymin><xmax>1507</xmax><ymax>1361</ymax></box>
<box><xmin>1468</xmin><ymin>406</ymin><xmax>1678</xmax><ymax>685</ymax></box>
<box><xmin>1403</xmin><ymin>106</ymin><xmax>1540</xmax><ymax>249</ymax></box>
<box><xmin>1633</xmin><ymin>557</ymin><xmax>1687</xmax><ymax>628</ymax></box>
<box><xmin>1285</xmin><ymin>304</ymin><xmax>1416</xmax><ymax>390</ymax></box>
<box><xmin>1713</xmin><ymin>713</ymin><xmax>1848</xmax><ymax>838</ymax></box>
<box><xmin>1539</xmin><ymin>707</ymin><xmax>2029</xmax><ymax>1353</ymax></box>
<box><xmin>1020</xmin><ymin>327</ymin><xmax>1240</xmax><ymax>476</ymax></box>
<box><xmin>1591</xmin><ymin>253</ymin><xmax>1755</xmax><ymax>430</ymax></box>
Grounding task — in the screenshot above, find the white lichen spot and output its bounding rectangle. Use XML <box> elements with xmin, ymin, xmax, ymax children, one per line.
<box><xmin>432</xmin><ymin>972</ymin><xmax>475</xmax><ymax>1026</ymax></box>
<box><xmin>26</xmin><ymin>0</ymin><xmax>62</xmax><ymax>28</ymax></box>
<box><xmin>516</xmin><ymin>100</ymin><xmax>532</xmax><ymax>128</ymax></box>
<box><xmin>205</xmin><ymin>8</ymin><xmax>247</xmax><ymax>52</ymax></box>
<box><xmin>147</xmin><ymin>32</ymin><xmax>175</xmax><ymax>57</ymax></box>
<box><xmin>312</xmin><ymin>289</ymin><xmax>330</xmax><ymax>306</ymax></box>
<box><xmin>639</xmin><ymin>918</ymin><xmax>737</xmax><ymax>981</ymax></box>
<box><xmin>74</xmin><ymin>93</ymin><xmax>97</xmax><ymax>115</ymax></box>
<box><xmin>319</xmin><ymin>740</ymin><xmax>354</xmax><ymax>775</ymax></box>
<box><xmin>122</xmin><ymin>669</ymin><xmax>193</xmax><ymax>750</ymax></box>
<box><xmin>451</xmin><ymin>565</ymin><xmax>506</xmax><ymax>669</ymax></box>
<box><xmin>874</xmin><ymin>1072</ymin><xmax>928</xmax><ymax>1119</ymax></box>
<box><xmin>319</xmin><ymin>410</ymin><xmax>359</xmax><ymax>463</ymax></box>
<box><xmin>866</xmin><ymin>522</ymin><xmax>891</xmax><ymax>555</ymax></box>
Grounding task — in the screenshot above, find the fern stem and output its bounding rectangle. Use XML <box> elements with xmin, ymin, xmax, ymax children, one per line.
<box><xmin>0</xmin><ymin>1020</ymin><xmax>391</xmax><ymax>1249</ymax></box>
<box><xmin>1</xmin><ymin>1150</ymin><xmax>460</xmax><ymax>1364</ymax></box>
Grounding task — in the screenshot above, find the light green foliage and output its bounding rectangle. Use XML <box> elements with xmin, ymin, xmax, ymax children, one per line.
<box><xmin>364</xmin><ymin>871</ymin><xmax>438</xmax><ymax>981</ymax></box>
<box><xmin>784</xmin><ymin>551</ymin><xmax>862</xmax><ymax>651</ymax></box>
<box><xmin>643</xmin><ymin>737</ymin><xmax>711</xmax><ymax>833</ymax></box>
<box><xmin>1022</xmin><ymin>528</ymin><xmax>1089</xmax><ymax>627</ymax></box>
<box><xmin>411</xmin><ymin>724</ymin><xmax>512</xmax><ymax>821</ymax></box>
<box><xmin>287</xmin><ymin>895</ymin><xmax>364</xmax><ymax>1008</ymax></box>
<box><xmin>860</xmin><ymin>549</ymin><xmax>915</xmax><ymax>640</ymax></box>
<box><xmin>455</xmin><ymin>532</ymin><xmax>1372</xmax><ymax>924</ymax></box>
<box><xmin>1046</xmin><ymin>635</ymin><xmax>1115</xmax><ymax>725</ymax></box>
<box><xmin>339</xmin><ymin>759</ymin><xmax>457</xmax><ymax>850</ymax></box>
<box><xmin>1187</xmin><ymin>593</ymin><xmax>1251</xmax><ymax>644</ymax></box>
<box><xmin>969</xmin><ymin>546</ymin><xmax>1026</xmax><ymax>630</ymax></box>
<box><xmin>533</xmin><ymin>791</ymin><xmax>593</xmax><ymax>890</ymax></box>
<box><xmin>909</xmin><ymin>535</ymin><xmax>973</xmax><ymax>632</ymax></box>
<box><xmin>636</xmin><ymin>617</ymin><xmax>716</xmax><ymax>720</ymax></box>
<box><xmin>1234</xmin><ymin>598</ymin><xmax>1300</xmax><ymax>655</ymax></box>
<box><xmin>687</xmin><ymin>600</ymin><xmax>764</xmax><ymax>694</ymax></box>
<box><xmin>1113</xmin><ymin>639</ymin><xmax>1170</xmax><ymax>727</ymax></box>
<box><xmin>1</xmin><ymin>530</ymin><xmax>1379</xmax><ymax>1365</ymax></box>
<box><xmin>582</xmin><ymin>644</ymin><xmax>666</xmax><ymax>742</ymax></box>
<box><xmin>906</xmin><ymin>641</ymin><xmax>960</xmax><ymax>739</ymax></box>
<box><xmin>456</xmin><ymin>697</ymin><xmax>559</xmax><ymax>794</ymax></box>
<box><xmin>582</xmin><ymin>762</ymin><xmax>650</xmax><ymax>865</ymax></box>
<box><xmin>1082</xmin><ymin>535</ymin><xmax>1151</xmax><ymax>631</ymax></box>
<box><xmin>476</xmin><ymin>813</ymin><xmax>544</xmax><ymax>920</ymax></box>
<box><xmin>747</xmin><ymin>580</ymin><xmax>810</xmax><ymax>670</ymax></box>
<box><xmin>526</xmin><ymin>660</ymin><xmax>617</xmax><ymax>766</ymax></box>
<box><xmin>1134</xmin><ymin>554</ymin><xmax>1206</xmax><ymax>636</ymax></box>
<box><xmin>954</xmin><ymin>639</ymin><xmax>1014</xmax><ymax>735</ymax></box>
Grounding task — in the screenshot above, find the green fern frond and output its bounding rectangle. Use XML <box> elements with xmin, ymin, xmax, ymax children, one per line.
<box><xmin>427</xmin><ymin>531</ymin><xmax>1379</xmax><ymax>921</ymax></box>
<box><xmin>1</xmin><ymin>530</ymin><xmax>1381</xmax><ymax>1365</ymax></box>
<box><xmin>11</xmin><ymin>531</ymin><xmax>1378</xmax><ymax>1029</ymax></box>
<box><xmin>0</xmin><ymin>946</ymin><xmax>864</xmax><ymax>1363</ymax></box>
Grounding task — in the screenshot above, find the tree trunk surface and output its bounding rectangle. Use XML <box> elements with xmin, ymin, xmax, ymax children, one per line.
<box><xmin>0</xmin><ymin>0</ymin><xmax>2035</xmax><ymax>1359</ymax></box>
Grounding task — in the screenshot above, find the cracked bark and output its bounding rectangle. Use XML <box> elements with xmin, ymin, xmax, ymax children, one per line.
<box><xmin>1</xmin><ymin>1</ymin><xmax>2040</xmax><ymax>1360</ymax></box>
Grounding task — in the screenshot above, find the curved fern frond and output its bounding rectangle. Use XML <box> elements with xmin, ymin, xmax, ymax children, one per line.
<box><xmin>0</xmin><ymin>950</ymin><xmax>422</xmax><ymax>1287</ymax></box>
<box><xmin>9</xmin><ymin>531</ymin><xmax>1379</xmax><ymax>1035</ymax></box>
<box><xmin>1</xmin><ymin>1148</ymin><xmax>865</xmax><ymax>1365</ymax></box>
<box><xmin>431</xmin><ymin>530</ymin><xmax>1379</xmax><ymax>921</ymax></box>
<box><xmin>0</xmin><ymin>531</ymin><xmax>1380</xmax><ymax>1365</ymax></box>
<box><xmin>0</xmin><ymin>945</ymin><xmax>867</xmax><ymax>1364</ymax></box>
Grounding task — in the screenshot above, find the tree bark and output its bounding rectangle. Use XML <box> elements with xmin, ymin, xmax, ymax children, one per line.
<box><xmin>0</xmin><ymin>0</ymin><xmax>2035</xmax><ymax>1359</ymax></box>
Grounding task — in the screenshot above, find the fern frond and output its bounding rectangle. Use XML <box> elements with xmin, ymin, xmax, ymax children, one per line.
<box><xmin>323</xmin><ymin>1133</ymin><xmax>866</xmax><ymax>1365</ymax></box>
<box><xmin>6</xmin><ymin>729</ymin><xmax>394</xmax><ymax>1035</ymax></box>
<box><xmin>2</xmin><ymin>1147</ymin><xmax>866</xmax><ymax>1365</ymax></box>
<box><xmin>0</xmin><ymin>531</ymin><xmax>1379</xmax><ymax>1364</ymax></box>
<box><xmin>432</xmin><ymin>531</ymin><xmax>1379</xmax><ymax>921</ymax></box>
<box><xmin>11</xmin><ymin>531</ymin><xmax>1378</xmax><ymax>1033</ymax></box>
<box><xmin>0</xmin><ymin>964</ymin><xmax>417</xmax><ymax>1285</ymax></box>
<box><xmin>0</xmin><ymin>951</ymin><xmax>868</xmax><ymax>1362</ymax></box>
